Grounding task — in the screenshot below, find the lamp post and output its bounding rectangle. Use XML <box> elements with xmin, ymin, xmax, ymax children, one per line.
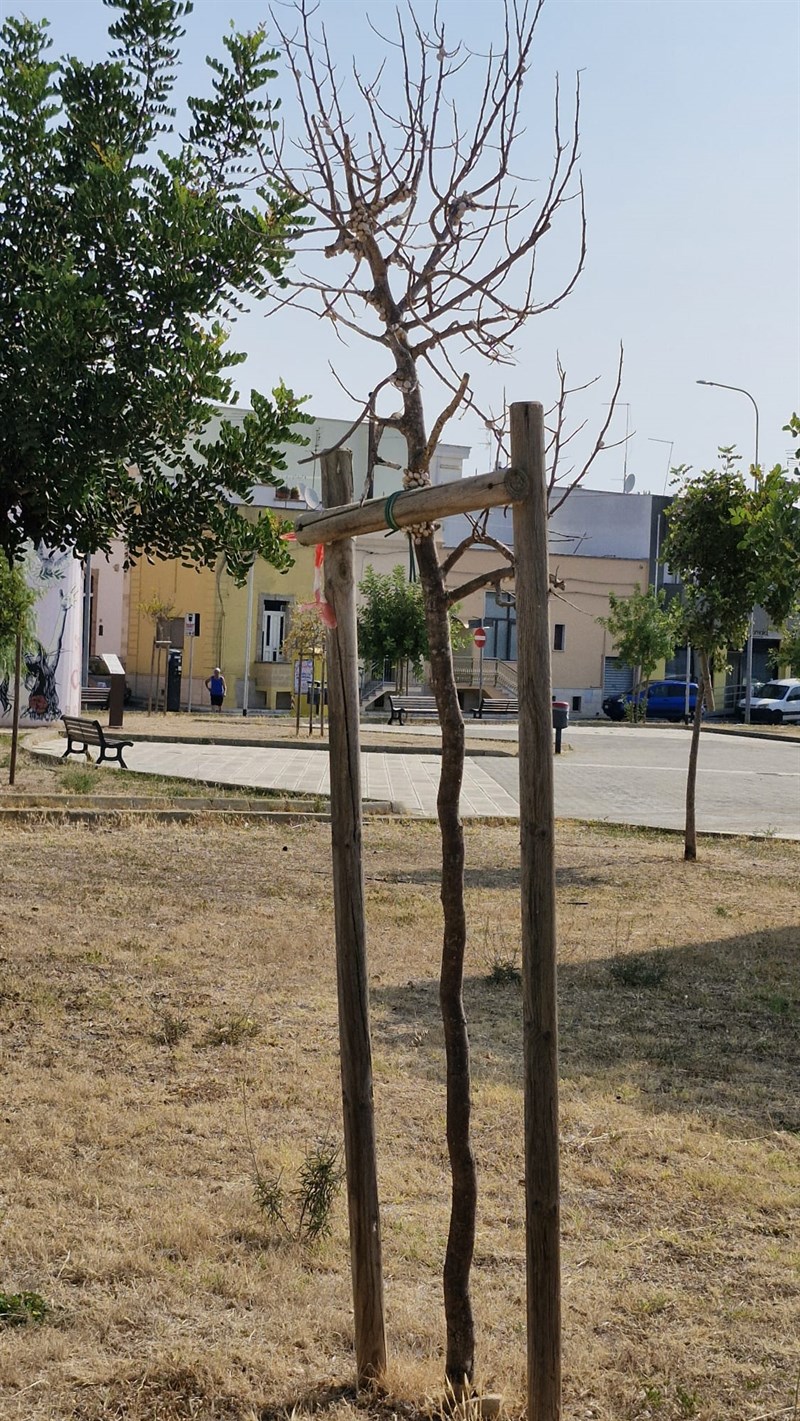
<box><xmin>696</xmin><ymin>379</ymin><xmax>760</xmax><ymax>722</ymax></box>
<box><xmin>648</xmin><ymin>437</ymin><xmax>675</xmax><ymax>495</ymax></box>
<box><xmin>242</xmin><ymin>555</ymin><xmax>256</xmax><ymax>717</ymax></box>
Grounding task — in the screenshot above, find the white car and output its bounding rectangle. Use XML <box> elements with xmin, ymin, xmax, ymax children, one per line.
<box><xmin>738</xmin><ymin>678</ymin><xmax>800</xmax><ymax>724</ymax></box>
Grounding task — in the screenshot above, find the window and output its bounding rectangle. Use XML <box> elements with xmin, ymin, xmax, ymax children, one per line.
<box><xmin>571</xmin><ymin>695</ymin><xmax>582</xmax><ymax>713</ymax></box>
<box><xmin>553</xmin><ymin>623</ymin><xmax>566</xmax><ymax>652</ymax></box>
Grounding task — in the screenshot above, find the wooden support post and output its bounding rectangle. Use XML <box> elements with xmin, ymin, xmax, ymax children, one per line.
<box><xmin>296</xmin><ymin>466</ymin><xmax>528</xmax><ymax>545</ymax></box>
<box><xmin>321</xmin><ymin>449</ymin><xmax>387</xmax><ymax>1386</ymax></box>
<box><xmin>511</xmin><ymin>403</ymin><xmax>561</xmax><ymax>1420</ymax></box>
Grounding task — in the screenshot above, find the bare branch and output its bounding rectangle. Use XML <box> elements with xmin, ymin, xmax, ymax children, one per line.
<box><xmin>445</xmin><ymin>565</ymin><xmax>515</xmax><ymax>607</ymax></box>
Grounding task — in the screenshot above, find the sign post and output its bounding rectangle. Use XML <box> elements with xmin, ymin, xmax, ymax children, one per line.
<box><xmin>473</xmin><ymin>625</ymin><xmax>487</xmax><ymax>703</ymax></box>
<box><xmin>184</xmin><ymin>613</ymin><xmax>200</xmax><ymax>714</ymax></box>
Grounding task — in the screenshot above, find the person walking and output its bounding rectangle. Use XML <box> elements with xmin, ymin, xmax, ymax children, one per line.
<box><xmin>205</xmin><ymin>667</ymin><xmax>226</xmax><ymax>712</ymax></box>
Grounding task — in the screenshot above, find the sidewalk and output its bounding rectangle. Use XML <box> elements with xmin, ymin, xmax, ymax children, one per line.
<box><xmin>34</xmin><ymin>725</ymin><xmax>800</xmax><ymax>836</ymax></box>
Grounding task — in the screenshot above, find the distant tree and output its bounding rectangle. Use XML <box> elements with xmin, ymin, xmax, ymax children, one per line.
<box><xmin>282</xmin><ymin>604</ymin><xmax>326</xmax><ymax>735</ymax></box>
<box><xmin>0</xmin><ymin>554</ymin><xmax>37</xmax><ymax>783</ymax></box>
<box><xmin>598</xmin><ymin>585</ymin><xmax>680</xmax><ymax>720</ymax></box>
<box><xmin>771</xmin><ymin>611</ymin><xmax>800</xmax><ymax>675</ymax></box>
<box><xmin>358</xmin><ymin>565</ymin><xmax>470</xmax><ymax>691</ymax></box>
<box><xmin>0</xmin><ymin>1</ymin><xmax>310</xmax><ymax>581</ymax></box>
<box><xmin>358</xmin><ymin>566</ymin><xmax>429</xmax><ymax>691</ymax></box>
<box><xmin>664</xmin><ymin>447</ymin><xmax>800</xmax><ymax>860</ymax></box>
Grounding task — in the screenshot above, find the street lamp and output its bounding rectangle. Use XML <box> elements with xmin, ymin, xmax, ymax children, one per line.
<box><xmin>696</xmin><ymin>379</ymin><xmax>761</xmax><ymax>722</ymax></box>
<box><xmin>696</xmin><ymin>380</ymin><xmax>759</xmax><ymax>473</ymax></box>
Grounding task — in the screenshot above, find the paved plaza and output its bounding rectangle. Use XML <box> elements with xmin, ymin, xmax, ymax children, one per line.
<box><xmin>37</xmin><ymin>723</ymin><xmax>800</xmax><ymax>838</ymax></box>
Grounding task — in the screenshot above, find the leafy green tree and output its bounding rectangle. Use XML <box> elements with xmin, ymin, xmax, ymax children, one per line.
<box><xmin>772</xmin><ymin>611</ymin><xmax>800</xmax><ymax>675</ymax></box>
<box><xmin>358</xmin><ymin>565</ymin><xmax>429</xmax><ymax>690</ymax></box>
<box><xmin>598</xmin><ymin>584</ymin><xmax>680</xmax><ymax>721</ymax></box>
<box><xmin>664</xmin><ymin>447</ymin><xmax>800</xmax><ymax>859</ymax></box>
<box><xmin>0</xmin><ymin>554</ymin><xmax>37</xmax><ymax>783</ymax></box>
<box><xmin>0</xmin><ymin>1</ymin><xmax>310</xmax><ymax>582</ymax></box>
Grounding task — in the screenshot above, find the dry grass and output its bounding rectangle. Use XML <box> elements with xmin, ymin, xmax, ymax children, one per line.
<box><xmin>0</xmin><ymin>817</ymin><xmax>797</xmax><ymax>1421</ymax></box>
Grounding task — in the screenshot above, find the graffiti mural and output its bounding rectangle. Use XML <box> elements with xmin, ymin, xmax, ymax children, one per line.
<box><xmin>0</xmin><ymin>546</ymin><xmax>82</xmax><ymax>727</ymax></box>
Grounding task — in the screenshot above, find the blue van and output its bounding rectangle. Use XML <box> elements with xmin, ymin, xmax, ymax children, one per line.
<box><xmin>602</xmin><ymin>679</ymin><xmax>700</xmax><ymax>722</ymax></box>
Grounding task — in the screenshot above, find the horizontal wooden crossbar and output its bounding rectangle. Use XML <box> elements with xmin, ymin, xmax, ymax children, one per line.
<box><xmin>294</xmin><ymin>466</ymin><xmax>529</xmax><ymax>546</ymax></box>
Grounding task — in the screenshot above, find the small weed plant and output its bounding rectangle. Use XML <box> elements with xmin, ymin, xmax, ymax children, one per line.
<box><xmin>0</xmin><ymin>1290</ymin><xmax>49</xmax><ymax>1326</ymax></box>
<box><xmin>58</xmin><ymin>766</ymin><xmax>97</xmax><ymax>794</ymax></box>
<box><xmin>205</xmin><ymin>1013</ymin><xmax>259</xmax><ymax>1047</ymax></box>
<box><xmin>253</xmin><ymin>1139</ymin><xmax>343</xmax><ymax>1242</ymax></box>
<box><xmin>487</xmin><ymin>950</ymin><xmax>522</xmax><ymax>987</ymax></box>
<box><xmin>482</xmin><ymin>919</ymin><xmax>522</xmax><ymax>986</ymax></box>
<box><xmin>608</xmin><ymin>953</ymin><xmax>668</xmax><ymax>988</ymax></box>
<box><xmin>155</xmin><ymin>1011</ymin><xmax>190</xmax><ymax>1046</ymax></box>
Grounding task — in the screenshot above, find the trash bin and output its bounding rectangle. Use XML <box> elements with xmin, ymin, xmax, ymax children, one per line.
<box><xmin>166</xmin><ymin>649</ymin><xmax>182</xmax><ymax>712</ymax></box>
<box><xmin>551</xmin><ymin>699</ymin><xmax>570</xmax><ymax>754</ymax></box>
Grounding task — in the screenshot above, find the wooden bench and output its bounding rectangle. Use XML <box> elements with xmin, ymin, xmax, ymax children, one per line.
<box><xmin>387</xmin><ymin>695</ymin><xmax>438</xmax><ymax>725</ymax></box>
<box><xmin>472</xmin><ymin>695</ymin><xmax>519</xmax><ymax>719</ymax></box>
<box><xmin>81</xmin><ymin>686</ymin><xmax>110</xmax><ymax>710</ymax></box>
<box><xmin>61</xmin><ymin>716</ymin><xmax>134</xmax><ymax>769</ymax></box>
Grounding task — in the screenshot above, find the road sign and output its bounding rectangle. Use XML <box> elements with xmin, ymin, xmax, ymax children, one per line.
<box><xmin>473</xmin><ymin>626</ymin><xmax>487</xmax><ymax>649</ymax></box>
<box><xmin>185</xmin><ymin>612</ymin><xmax>200</xmax><ymax>638</ymax></box>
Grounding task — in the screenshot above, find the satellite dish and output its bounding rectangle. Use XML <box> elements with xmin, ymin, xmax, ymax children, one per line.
<box><xmin>302</xmin><ymin>485</ymin><xmax>322</xmax><ymax>510</ymax></box>
<box><xmin>623</xmin><ymin>473</ymin><xmax>636</xmax><ymax>493</ymax></box>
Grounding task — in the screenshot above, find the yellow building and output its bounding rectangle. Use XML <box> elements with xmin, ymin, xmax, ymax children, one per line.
<box><xmin>123</xmin><ymin>412</ymin><xmax>470</xmax><ymax>711</ymax></box>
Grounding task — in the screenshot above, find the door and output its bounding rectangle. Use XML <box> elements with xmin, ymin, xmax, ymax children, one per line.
<box><xmin>260</xmin><ymin>600</ymin><xmax>286</xmax><ymax>662</ymax></box>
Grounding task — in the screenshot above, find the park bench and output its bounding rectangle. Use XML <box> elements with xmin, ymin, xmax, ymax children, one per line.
<box><xmin>61</xmin><ymin>716</ymin><xmax>134</xmax><ymax>769</ymax></box>
<box><xmin>387</xmin><ymin>695</ymin><xmax>438</xmax><ymax>725</ymax></box>
<box><xmin>80</xmin><ymin>686</ymin><xmax>110</xmax><ymax>710</ymax></box>
<box><xmin>472</xmin><ymin>695</ymin><xmax>519</xmax><ymax>719</ymax></box>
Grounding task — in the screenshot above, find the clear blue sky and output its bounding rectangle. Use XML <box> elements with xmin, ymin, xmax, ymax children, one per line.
<box><xmin>10</xmin><ymin>0</ymin><xmax>800</xmax><ymax>490</ymax></box>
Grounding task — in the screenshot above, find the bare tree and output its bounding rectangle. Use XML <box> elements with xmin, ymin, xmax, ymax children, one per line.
<box><xmin>234</xmin><ymin>0</ymin><xmax>621</xmax><ymax>1387</ymax></box>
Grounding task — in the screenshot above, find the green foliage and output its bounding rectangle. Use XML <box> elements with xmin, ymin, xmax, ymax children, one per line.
<box><xmin>0</xmin><ymin>2</ymin><xmax>312</xmax><ymax>579</ymax></box>
<box><xmin>772</xmin><ymin>608</ymin><xmax>800</xmax><ymax>675</ymax></box>
<box><xmin>281</xmin><ymin>604</ymin><xmax>326</xmax><ymax>661</ymax></box>
<box><xmin>598</xmin><ymin>584</ymin><xmax>679</xmax><ymax>718</ymax></box>
<box><xmin>58</xmin><ymin>766</ymin><xmax>97</xmax><ymax>794</ymax></box>
<box><xmin>0</xmin><ymin>554</ymin><xmax>37</xmax><ymax>673</ymax></box>
<box><xmin>486</xmin><ymin>950</ymin><xmax>522</xmax><ymax>987</ymax></box>
<box><xmin>296</xmin><ymin>1139</ymin><xmax>344</xmax><ymax>1241</ymax></box>
<box><xmin>357</xmin><ymin>564</ymin><xmax>428</xmax><ymax>678</ymax></box>
<box><xmin>253</xmin><ymin>1138</ymin><xmax>343</xmax><ymax>1243</ymax></box>
<box><xmin>663</xmin><ymin>446</ymin><xmax>800</xmax><ymax>665</ymax></box>
<box><xmin>154</xmin><ymin>1011</ymin><xmax>190</xmax><ymax>1046</ymax></box>
<box><xmin>0</xmin><ymin>1290</ymin><xmax>49</xmax><ymax>1326</ymax></box>
<box><xmin>205</xmin><ymin>1012</ymin><xmax>259</xmax><ymax>1047</ymax></box>
<box><xmin>608</xmin><ymin>954</ymin><xmax>668</xmax><ymax>989</ymax></box>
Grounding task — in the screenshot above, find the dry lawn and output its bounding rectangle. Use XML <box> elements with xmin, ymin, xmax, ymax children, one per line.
<box><xmin>0</xmin><ymin>817</ymin><xmax>797</xmax><ymax>1421</ymax></box>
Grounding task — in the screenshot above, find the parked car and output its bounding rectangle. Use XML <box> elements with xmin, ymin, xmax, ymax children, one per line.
<box><xmin>602</xmin><ymin>679</ymin><xmax>700</xmax><ymax>723</ymax></box>
<box><xmin>737</xmin><ymin>678</ymin><xmax>800</xmax><ymax>724</ymax></box>
<box><xmin>87</xmin><ymin>655</ymin><xmax>132</xmax><ymax>704</ymax></box>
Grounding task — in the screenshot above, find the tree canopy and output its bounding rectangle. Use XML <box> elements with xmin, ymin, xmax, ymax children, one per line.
<box><xmin>357</xmin><ymin>565</ymin><xmax>429</xmax><ymax>681</ymax></box>
<box><xmin>0</xmin><ymin>553</ymin><xmax>36</xmax><ymax>672</ymax></box>
<box><xmin>598</xmin><ymin>584</ymin><xmax>680</xmax><ymax>715</ymax></box>
<box><xmin>0</xmin><ymin>0</ymin><xmax>310</xmax><ymax>581</ymax></box>
<box><xmin>662</xmin><ymin>443</ymin><xmax>800</xmax><ymax>860</ymax></box>
<box><xmin>664</xmin><ymin>449</ymin><xmax>800</xmax><ymax>666</ymax></box>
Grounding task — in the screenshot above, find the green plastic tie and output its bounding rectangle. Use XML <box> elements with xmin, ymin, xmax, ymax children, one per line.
<box><xmin>383</xmin><ymin>489</ymin><xmax>403</xmax><ymax>535</ymax></box>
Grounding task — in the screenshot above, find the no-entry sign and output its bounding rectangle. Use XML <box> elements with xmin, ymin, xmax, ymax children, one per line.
<box><xmin>473</xmin><ymin>626</ymin><xmax>487</xmax><ymax>649</ymax></box>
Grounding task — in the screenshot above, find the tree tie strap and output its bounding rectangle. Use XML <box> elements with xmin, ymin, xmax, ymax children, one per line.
<box><xmin>383</xmin><ymin>490</ymin><xmax>403</xmax><ymax>535</ymax></box>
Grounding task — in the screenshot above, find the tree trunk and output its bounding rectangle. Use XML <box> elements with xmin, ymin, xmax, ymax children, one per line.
<box><xmin>684</xmin><ymin>650</ymin><xmax>709</xmax><ymax>861</ymax></box>
<box><xmin>8</xmin><ymin>632</ymin><xmax>22</xmax><ymax>786</ymax></box>
<box><xmin>415</xmin><ymin>530</ymin><xmax>476</xmax><ymax>1390</ymax></box>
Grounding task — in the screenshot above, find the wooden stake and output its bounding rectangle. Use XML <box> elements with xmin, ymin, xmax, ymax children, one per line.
<box><xmin>511</xmin><ymin>403</ymin><xmax>561</xmax><ymax>1421</ymax></box>
<box><xmin>296</xmin><ymin>466</ymin><xmax>529</xmax><ymax>545</ymax></box>
<box><xmin>9</xmin><ymin>631</ymin><xmax>22</xmax><ymax>786</ymax></box>
<box><xmin>321</xmin><ymin>449</ymin><xmax>387</xmax><ymax>1386</ymax></box>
